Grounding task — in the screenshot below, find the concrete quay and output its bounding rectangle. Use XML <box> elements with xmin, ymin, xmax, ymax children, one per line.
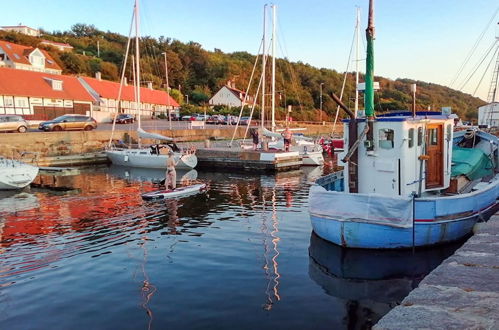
<box><xmin>374</xmin><ymin>214</ymin><xmax>499</xmax><ymax>330</ymax></box>
<box><xmin>196</xmin><ymin>148</ymin><xmax>302</xmax><ymax>172</ymax></box>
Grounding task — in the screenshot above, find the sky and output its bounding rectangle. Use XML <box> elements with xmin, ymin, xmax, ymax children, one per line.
<box><xmin>2</xmin><ymin>0</ymin><xmax>499</xmax><ymax>101</ymax></box>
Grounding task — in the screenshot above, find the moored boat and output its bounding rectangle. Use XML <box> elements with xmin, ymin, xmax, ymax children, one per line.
<box><xmin>308</xmin><ymin>0</ymin><xmax>499</xmax><ymax>249</ymax></box>
<box><xmin>0</xmin><ymin>157</ymin><xmax>39</xmax><ymax>190</ymax></box>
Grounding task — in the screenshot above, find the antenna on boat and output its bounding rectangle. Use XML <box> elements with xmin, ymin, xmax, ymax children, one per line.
<box><xmin>365</xmin><ymin>0</ymin><xmax>375</xmax><ymax>151</ymax></box>
<box><xmin>354</xmin><ymin>7</ymin><xmax>361</xmax><ymax>117</ymax></box>
<box><xmin>411</xmin><ymin>84</ymin><xmax>417</xmax><ymax>117</ymax></box>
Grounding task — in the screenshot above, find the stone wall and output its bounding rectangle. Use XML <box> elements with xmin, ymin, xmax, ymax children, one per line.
<box><xmin>0</xmin><ymin>124</ymin><xmax>339</xmax><ymax>159</ymax></box>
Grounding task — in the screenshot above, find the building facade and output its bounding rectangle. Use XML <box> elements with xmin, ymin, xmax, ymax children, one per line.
<box><xmin>0</xmin><ymin>40</ymin><xmax>62</xmax><ymax>75</ymax></box>
<box><xmin>40</xmin><ymin>40</ymin><xmax>74</xmax><ymax>52</ymax></box>
<box><xmin>0</xmin><ymin>67</ymin><xmax>94</xmax><ymax>120</ymax></box>
<box><xmin>1</xmin><ymin>25</ymin><xmax>40</xmax><ymax>37</ymax></box>
<box><xmin>80</xmin><ymin>74</ymin><xmax>180</xmax><ymax>122</ymax></box>
<box><xmin>478</xmin><ymin>102</ymin><xmax>499</xmax><ymax>127</ymax></box>
<box><xmin>208</xmin><ymin>82</ymin><xmax>253</xmax><ymax>108</ymax></box>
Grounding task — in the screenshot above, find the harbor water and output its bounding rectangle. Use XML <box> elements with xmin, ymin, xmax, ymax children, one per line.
<box><xmin>0</xmin><ymin>164</ymin><xmax>463</xmax><ymax>329</ymax></box>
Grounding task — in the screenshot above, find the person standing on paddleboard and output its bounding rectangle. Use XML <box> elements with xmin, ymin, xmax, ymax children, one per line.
<box><xmin>166</xmin><ymin>150</ymin><xmax>178</xmax><ymax>190</ymax></box>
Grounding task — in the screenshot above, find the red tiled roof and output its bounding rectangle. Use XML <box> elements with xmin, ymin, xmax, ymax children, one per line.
<box><xmin>0</xmin><ymin>40</ymin><xmax>62</xmax><ymax>71</ymax></box>
<box><xmin>0</xmin><ymin>67</ymin><xmax>95</xmax><ymax>101</ymax></box>
<box><xmin>81</xmin><ymin>76</ymin><xmax>179</xmax><ymax>107</ymax></box>
<box><xmin>40</xmin><ymin>40</ymin><xmax>73</xmax><ymax>48</ymax></box>
<box><xmin>225</xmin><ymin>85</ymin><xmax>249</xmax><ymax>101</ymax></box>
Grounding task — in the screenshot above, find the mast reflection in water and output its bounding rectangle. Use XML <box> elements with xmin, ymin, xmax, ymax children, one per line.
<box><xmin>0</xmin><ymin>164</ymin><xmax>465</xmax><ymax>329</ymax></box>
<box><xmin>308</xmin><ymin>232</ymin><xmax>464</xmax><ymax>329</ymax></box>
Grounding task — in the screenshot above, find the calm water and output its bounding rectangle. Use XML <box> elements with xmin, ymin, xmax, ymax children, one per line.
<box><xmin>0</xmin><ymin>165</ymin><xmax>461</xmax><ymax>329</ymax></box>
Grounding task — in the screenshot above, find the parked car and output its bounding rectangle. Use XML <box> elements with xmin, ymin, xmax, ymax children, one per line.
<box><xmin>239</xmin><ymin>116</ymin><xmax>251</xmax><ymax>125</ymax></box>
<box><xmin>0</xmin><ymin>114</ymin><xmax>29</xmax><ymax>133</ymax></box>
<box><xmin>194</xmin><ymin>114</ymin><xmax>208</xmax><ymax>121</ymax></box>
<box><xmin>181</xmin><ymin>115</ymin><xmax>196</xmax><ymax>121</ymax></box>
<box><xmin>115</xmin><ymin>114</ymin><xmax>135</xmax><ymax>124</ymax></box>
<box><xmin>38</xmin><ymin>114</ymin><xmax>97</xmax><ymax>131</ymax></box>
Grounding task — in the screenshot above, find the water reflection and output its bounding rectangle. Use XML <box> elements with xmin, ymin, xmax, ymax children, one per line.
<box><xmin>108</xmin><ymin>165</ymin><xmax>198</xmax><ymax>185</ymax></box>
<box><xmin>308</xmin><ymin>232</ymin><xmax>463</xmax><ymax>329</ymax></box>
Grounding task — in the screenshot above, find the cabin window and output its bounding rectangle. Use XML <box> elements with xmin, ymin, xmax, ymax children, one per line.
<box><xmin>446</xmin><ymin>124</ymin><xmax>452</xmax><ymax>141</ymax></box>
<box><xmin>417</xmin><ymin>127</ymin><xmax>423</xmax><ymax>146</ymax></box>
<box><xmin>379</xmin><ymin>129</ymin><xmax>394</xmax><ymax>149</ymax></box>
<box><xmin>408</xmin><ymin>128</ymin><xmax>414</xmax><ymax>148</ymax></box>
<box><xmin>429</xmin><ymin>128</ymin><xmax>439</xmax><ymax>145</ymax></box>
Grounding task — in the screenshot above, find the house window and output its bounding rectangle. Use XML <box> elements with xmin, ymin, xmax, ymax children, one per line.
<box><xmin>408</xmin><ymin>128</ymin><xmax>414</xmax><ymax>148</ymax></box>
<box><xmin>379</xmin><ymin>129</ymin><xmax>394</xmax><ymax>149</ymax></box>
<box><xmin>4</xmin><ymin>97</ymin><xmax>14</xmax><ymax>107</ymax></box>
<box><xmin>417</xmin><ymin>127</ymin><xmax>423</xmax><ymax>146</ymax></box>
<box><xmin>52</xmin><ymin>80</ymin><xmax>63</xmax><ymax>91</ymax></box>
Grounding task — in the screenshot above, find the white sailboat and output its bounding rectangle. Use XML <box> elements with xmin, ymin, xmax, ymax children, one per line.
<box><xmin>106</xmin><ymin>0</ymin><xmax>197</xmax><ymax>170</ymax></box>
<box><xmin>0</xmin><ymin>157</ymin><xmax>39</xmax><ymax>190</ymax></box>
<box><xmin>260</xmin><ymin>5</ymin><xmax>324</xmax><ymax>166</ymax></box>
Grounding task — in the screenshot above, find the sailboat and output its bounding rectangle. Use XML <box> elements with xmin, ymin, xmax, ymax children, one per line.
<box><xmin>105</xmin><ymin>0</ymin><xmax>197</xmax><ymax>170</ymax></box>
<box><xmin>0</xmin><ymin>156</ymin><xmax>39</xmax><ymax>190</ymax></box>
<box><xmin>259</xmin><ymin>5</ymin><xmax>324</xmax><ymax>166</ymax></box>
<box><xmin>308</xmin><ymin>0</ymin><xmax>499</xmax><ymax>249</ymax></box>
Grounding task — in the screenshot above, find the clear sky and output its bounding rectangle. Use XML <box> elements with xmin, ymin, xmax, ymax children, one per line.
<box><xmin>2</xmin><ymin>0</ymin><xmax>499</xmax><ymax>100</ymax></box>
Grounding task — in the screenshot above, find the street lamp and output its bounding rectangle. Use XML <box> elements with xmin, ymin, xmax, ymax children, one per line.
<box><xmin>319</xmin><ymin>83</ymin><xmax>324</xmax><ymax>122</ymax></box>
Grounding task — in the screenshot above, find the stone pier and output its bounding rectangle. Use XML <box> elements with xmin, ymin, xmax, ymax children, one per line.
<box><xmin>374</xmin><ymin>214</ymin><xmax>499</xmax><ymax>329</ymax></box>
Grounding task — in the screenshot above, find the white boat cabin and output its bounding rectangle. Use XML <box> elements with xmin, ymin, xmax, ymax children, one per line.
<box><xmin>338</xmin><ymin>112</ymin><xmax>454</xmax><ymax>197</ymax></box>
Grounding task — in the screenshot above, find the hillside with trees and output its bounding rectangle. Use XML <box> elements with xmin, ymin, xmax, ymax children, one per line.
<box><xmin>0</xmin><ymin>24</ymin><xmax>485</xmax><ymax>121</ymax></box>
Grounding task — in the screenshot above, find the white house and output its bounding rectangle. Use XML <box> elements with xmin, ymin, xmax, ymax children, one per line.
<box><xmin>209</xmin><ymin>82</ymin><xmax>253</xmax><ymax>108</ymax></box>
<box><xmin>1</xmin><ymin>25</ymin><xmax>40</xmax><ymax>37</ymax></box>
<box><xmin>40</xmin><ymin>40</ymin><xmax>74</xmax><ymax>52</ymax></box>
<box><xmin>478</xmin><ymin>102</ymin><xmax>499</xmax><ymax>127</ymax></box>
<box><xmin>0</xmin><ymin>40</ymin><xmax>62</xmax><ymax>75</ymax></box>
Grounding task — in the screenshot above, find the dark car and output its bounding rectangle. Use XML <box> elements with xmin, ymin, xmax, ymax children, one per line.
<box><xmin>38</xmin><ymin>114</ymin><xmax>97</xmax><ymax>131</ymax></box>
<box><xmin>115</xmin><ymin>114</ymin><xmax>135</xmax><ymax>124</ymax></box>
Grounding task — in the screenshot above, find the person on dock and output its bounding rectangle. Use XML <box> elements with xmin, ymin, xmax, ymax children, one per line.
<box><xmin>282</xmin><ymin>127</ymin><xmax>292</xmax><ymax>152</ymax></box>
<box><xmin>165</xmin><ymin>150</ymin><xmax>178</xmax><ymax>190</ymax></box>
<box><xmin>250</xmin><ymin>128</ymin><xmax>259</xmax><ymax>150</ymax></box>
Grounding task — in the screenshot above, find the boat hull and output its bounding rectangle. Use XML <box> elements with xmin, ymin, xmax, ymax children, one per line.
<box><xmin>302</xmin><ymin>151</ymin><xmax>324</xmax><ymax>166</ymax></box>
<box><xmin>106</xmin><ymin>149</ymin><xmax>197</xmax><ymax>169</ymax></box>
<box><xmin>310</xmin><ymin>175</ymin><xmax>499</xmax><ymax>249</ymax></box>
<box><xmin>0</xmin><ymin>159</ymin><xmax>39</xmax><ymax>190</ymax></box>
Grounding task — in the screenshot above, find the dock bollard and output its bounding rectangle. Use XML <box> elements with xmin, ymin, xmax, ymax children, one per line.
<box><xmin>204</xmin><ymin>139</ymin><xmax>211</xmax><ymax>148</ymax></box>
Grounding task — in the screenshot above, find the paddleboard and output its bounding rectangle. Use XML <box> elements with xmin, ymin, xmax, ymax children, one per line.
<box><xmin>141</xmin><ymin>183</ymin><xmax>207</xmax><ymax>200</ymax></box>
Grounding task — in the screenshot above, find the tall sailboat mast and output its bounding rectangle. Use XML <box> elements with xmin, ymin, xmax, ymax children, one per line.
<box><xmin>271</xmin><ymin>5</ymin><xmax>277</xmax><ymax>132</ymax></box>
<box><xmin>365</xmin><ymin>0</ymin><xmax>375</xmax><ymax>149</ymax></box>
<box><xmin>261</xmin><ymin>4</ymin><xmax>267</xmax><ymax>129</ymax></box>
<box><xmin>134</xmin><ymin>0</ymin><xmax>142</xmax><ymax>148</ymax></box>
<box><xmin>354</xmin><ymin>7</ymin><xmax>361</xmax><ymax>117</ymax></box>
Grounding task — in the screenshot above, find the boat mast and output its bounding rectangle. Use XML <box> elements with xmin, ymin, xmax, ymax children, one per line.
<box><xmin>365</xmin><ymin>0</ymin><xmax>375</xmax><ymax>150</ymax></box>
<box><xmin>261</xmin><ymin>4</ymin><xmax>267</xmax><ymax>129</ymax></box>
<box><xmin>354</xmin><ymin>7</ymin><xmax>361</xmax><ymax>117</ymax></box>
<box><xmin>135</xmin><ymin>0</ymin><xmax>142</xmax><ymax>148</ymax></box>
<box><xmin>163</xmin><ymin>51</ymin><xmax>172</xmax><ymax>130</ymax></box>
<box><xmin>271</xmin><ymin>5</ymin><xmax>277</xmax><ymax>132</ymax></box>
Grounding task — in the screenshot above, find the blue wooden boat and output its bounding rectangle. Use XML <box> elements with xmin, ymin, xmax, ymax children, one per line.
<box><xmin>308</xmin><ymin>0</ymin><xmax>499</xmax><ymax>249</ymax></box>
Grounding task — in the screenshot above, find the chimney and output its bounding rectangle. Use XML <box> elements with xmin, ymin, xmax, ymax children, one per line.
<box><xmin>95</xmin><ymin>71</ymin><xmax>101</xmax><ymax>81</ymax></box>
<box><xmin>147</xmin><ymin>82</ymin><xmax>153</xmax><ymax>90</ymax></box>
<box><xmin>227</xmin><ymin>80</ymin><xmax>231</xmax><ymax>87</ymax></box>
